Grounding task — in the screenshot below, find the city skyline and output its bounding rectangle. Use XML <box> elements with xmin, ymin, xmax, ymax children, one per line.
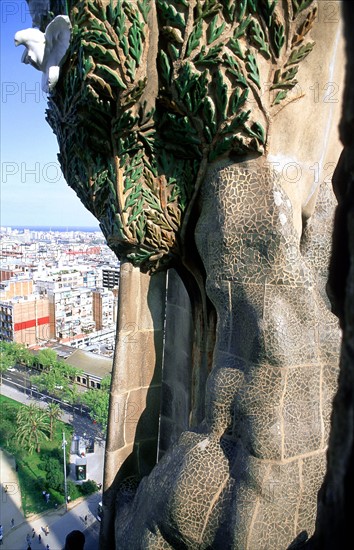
<box><xmin>1</xmin><ymin>0</ymin><xmax>100</xmax><ymax>228</ymax></box>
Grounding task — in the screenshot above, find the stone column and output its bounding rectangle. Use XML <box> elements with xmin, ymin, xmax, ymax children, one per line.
<box><xmin>101</xmin><ymin>261</ymin><xmax>166</xmax><ymax>547</ymax></box>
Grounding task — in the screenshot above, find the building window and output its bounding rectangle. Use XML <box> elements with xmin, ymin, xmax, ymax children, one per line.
<box><xmin>90</xmin><ymin>381</ymin><xmax>95</xmax><ymax>388</ymax></box>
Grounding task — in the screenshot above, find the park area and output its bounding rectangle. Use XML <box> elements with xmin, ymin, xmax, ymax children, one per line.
<box><xmin>0</xmin><ymin>395</ymin><xmax>97</xmax><ymax>517</ymax></box>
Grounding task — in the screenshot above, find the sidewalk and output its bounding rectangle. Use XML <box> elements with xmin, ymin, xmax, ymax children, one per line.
<box><xmin>0</xmin><ymin>489</ymin><xmax>101</xmax><ymax>549</ymax></box>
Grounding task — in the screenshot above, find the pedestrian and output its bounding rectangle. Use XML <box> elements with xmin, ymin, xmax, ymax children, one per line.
<box><xmin>84</xmin><ymin>514</ymin><xmax>87</xmax><ymax>524</ymax></box>
<box><xmin>0</xmin><ymin>525</ymin><xmax>2</xmax><ymax>536</ymax></box>
<box><xmin>26</xmin><ymin>533</ymin><xmax>31</xmax><ymax>544</ymax></box>
<box><xmin>46</xmin><ymin>545</ymin><xmax>50</xmax><ymax>550</ymax></box>
<box><xmin>44</xmin><ymin>525</ymin><xmax>49</xmax><ymax>536</ymax></box>
<box><xmin>27</xmin><ymin>546</ymin><xmax>31</xmax><ymax>550</ymax></box>
<box><xmin>15</xmin><ymin>462</ymin><xmax>18</xmax><ymax>472</ymax></box>
<box><xmin>32</xmin><ymin>527</ymin><xmax>35</xmax><ymax>538</ymax></box>
<box><xmin>11</xmin><ymin>518</ymin><xmax>14</xmax><ymax>528</ymax></box>
<box><xmin>45</xmin><ymin>492</ymin><xmax>50</xmax><ymax>503</ymax></box>
<box><xmin>4</xmin><ymin>485</ymin><xmax>8</xmax><ymax>494</ymax></box>
<box><xmin>42</xmin><ymin>490</ymin><xmax>46</xmax><ymax>500</ymax></box>
<box><xmin>38</xmin><ymin>533</ymin><xmax>42</xmax><ymax>543</ymax></box>
<box><xmin>0</xmin><ymin>533</ymin><xmax>3</xmax><ymax>545</ymax></box>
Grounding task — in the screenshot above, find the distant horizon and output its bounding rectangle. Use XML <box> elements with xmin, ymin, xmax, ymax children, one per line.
<box><xmin>1</xmin><ymin>225</ymin><xmax>101</xmax><ymax>232</ymax></box>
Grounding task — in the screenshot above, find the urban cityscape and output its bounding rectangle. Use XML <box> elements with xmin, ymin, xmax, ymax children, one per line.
<box><xmin>0</xmin><ymin>225</ymin><xmax>119</xmax><ymax>351</ymax></box>
<box><xmin>0</xmin><ymin>225</ymin><xmax>120</xmax><ymax>549</ymax></box>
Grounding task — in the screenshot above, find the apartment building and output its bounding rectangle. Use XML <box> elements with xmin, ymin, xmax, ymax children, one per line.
<box><xmin>92</xmin><ymin>288</ymin><xmax>117</xmax><ymax>330</ymax></box>
<box><xmin>0</xmin><ymin>295</ymin><xmax>51</xmax><ymax>345</ymax></box>
<box><xmin>102</xmin><ymin>267</ymin><xmax>120</xmax><ymax>290</ymax></box>
<box><xmin>49</xmin><ymin>286</ymin><xmax>95</xmax><ymax>340</ymax></box>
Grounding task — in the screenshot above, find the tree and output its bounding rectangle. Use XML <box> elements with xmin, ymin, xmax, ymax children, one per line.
<box><xmin>11</xmin><ymin>343</ymin><xmax>34</xmax><ymax>367</ymax></box>
<box><xmin>0</xmin><ymin>345</ymin><xmax>15</xmax><ymax>385</ymax></box>
<box><xmin>36</xmin><ymin>348</ymin><xmax>57</xmax><ymax>370</ymax></box>
<box><xmin>46</xmin><ymin>403</ymin><xmax>62</xmax><ymax>440</ymax></box>
<box><xmin>80</xmin><ymin>376</ymin><xmax>111</xmax><ymax>432</ymax></box>
<box><xmin>42</xmin><ymin>457</ymin><xmax>64</xmax><ymax>492</ymax></box>
<box><xmin>30</xmin><ymin>359</ymin><xmax>82</xmax><ymax>402</ymax></box>
<box><xmin>16</xmin><ymin>404</ymin><xmax>50</xmax><ymax>453</ymax></box>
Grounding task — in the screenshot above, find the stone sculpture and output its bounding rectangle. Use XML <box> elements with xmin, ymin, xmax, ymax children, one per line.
<box><xmin>14</xmin><ymin>15</ymin><xmax>72</xmax><ymax>92</ymax></box>
<box><xmin>17</xmin><ymin>0</ymin><xmax>346</xmax><ymax>548</ymax></box>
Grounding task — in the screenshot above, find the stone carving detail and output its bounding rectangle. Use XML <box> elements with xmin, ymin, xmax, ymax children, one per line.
<box><xmin>44</xmin><ymin>0</ymin><xmax>316</xmax><ymax>271</ymax></box>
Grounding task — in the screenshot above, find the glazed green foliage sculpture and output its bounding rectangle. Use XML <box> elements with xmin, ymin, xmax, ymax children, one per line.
<box><xmin>46</xmin><ymin>0</ymin><xmax>317</xmax><ymax>271</ymax></box>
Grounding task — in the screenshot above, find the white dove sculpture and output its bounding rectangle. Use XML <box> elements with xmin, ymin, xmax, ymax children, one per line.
<box><xmin>14</xmin><ymin>15</ymin><xmax>72</xmax><ymax>93</ymax></box>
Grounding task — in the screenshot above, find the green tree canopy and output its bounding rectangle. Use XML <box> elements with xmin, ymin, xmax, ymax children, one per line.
<box><xmin>31</xmin><ymin>359</ymin><xmax>83</xmax><ymax>403</ymax></box>
<box><xmin>36</xmin><ymin>348</ymin><xmax>58</xmax><ymax>369</ymax></box>
<box><xmin>16</xmin><ymin>404</ymin><xmax>50</xmax><ymax>453</ymax></box>
<box><xmin>0</xmin><ymin>344</ymin><xmax>15</xmax><ymax>385</ymax></box>
<box><xmin>80</xmin><ymin>375</ymin><xmax>111</xmax><ymax>433</ymax></box>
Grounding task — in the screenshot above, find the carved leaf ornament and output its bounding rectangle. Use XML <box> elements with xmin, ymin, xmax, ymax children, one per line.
<box><xmin>47</xmin><ymin>0</ymin><xmax>317</xmax><ymax>271</ymax></box>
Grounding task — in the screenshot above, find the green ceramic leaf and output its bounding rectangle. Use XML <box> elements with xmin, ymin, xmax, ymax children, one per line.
<box><xmin>233</xmin><ymin>15</ymin><xmax>252</xmax><ymax>39</ymax></box>
<box><xmin>245</xmin><ymin>121</ymin><xmax>265</xmax><ymax>143</ymax></box>
<box><xmin>156</xmin><ymin>1</ymin><xmax>186</xmax><ymax>29</ymax></box>
<box><xmin>129</xmin><ymin>22</ymin><xmax>143</xmax><ymax>64</ymax></box>
<box><xmin>95</xmin><ymin>64</ymin><xmax>127</xmax><ymax>90</ymax></box>
<box><xmin>272</xmin><ymin>22</ymin><xmax>285</xmax><ymax>57</ymax></box>
<box><xmin>82</xmin><ymin>41</ymin><xmax>119</xmax><ymax>64</ymax></box>
<box><xmin>219</xmin><ymin>0</ymin><xmax>236</xmax><ymax>21</ymax></box>
<box><xmin>273</xmin><ymin>89</ymin><xmax>287</xmax><ymax>105</ymax></box>
<box><xmin>246</xmin><ymin>51</ymin><xmax>261</xmax><ymax>88</ymax></box>
<box><xmin>195</xmin><ymin>45</ymin><xmax>223</xmax><ymax>65</ymax></box>
<box><xmin>214</xmin><ymin>69</ymin><xmax>228</xmax><ymax>122</ymax></box>
<box><xmin>207</xmin><ymin>15</ymin><xmax>226</xmax><ymax>45</ymax></box>
<box><xmin>229</xmin><ymin>87</ymin><xmax>249</xmax><ymax>115</ymax></box>
<box><xmin>250</xmin><ymin>20</ymin><xmax>270</xmax><ymax>58</ymax></box>
<box><xmin>138</xmin><ymin>0</ymin><xmax>151</xmax><ymax>23</ymax></box>
<box><xmin>228</xmin><ymin>38</ymin><xmax>245</xmax><ymax>60</ymax></box>
<box><xmin>159</xmin><ymin>50</ymin><xmax>172</xmax><ymax>84</ymax></box>
<box><xmin>285</xmin><ymin>42</ymin><xmax>315</xmax><ymax>66</ymax></box>
<box><xmin>186</xmin><ymin>20</ymin><xmax>203</xmax><ymax>57</ymax></box>
<box><xmin>292</xmin><ymin>0</ymin><xmax>314</xmax><ymax>18</ymax></box>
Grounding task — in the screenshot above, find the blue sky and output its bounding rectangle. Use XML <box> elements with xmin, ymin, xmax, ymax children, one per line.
<box><xmin>0</xmin><ymin>0</ymin><xmax>99</xmax><ymax>227</ymax></box>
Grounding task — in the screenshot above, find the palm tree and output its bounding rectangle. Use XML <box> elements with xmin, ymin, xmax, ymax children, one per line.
<box><xmin>16</xmin><ymin>404</ymin><xmax>50</xmax><ymax>453</ymax></box>
<box><xmin>46</xmin><ymin>403</ymin><xmax>62</xmax><ymax>440</ymax></box>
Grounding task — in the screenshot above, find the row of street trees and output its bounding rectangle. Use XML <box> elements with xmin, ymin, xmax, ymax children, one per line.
<box><xmin>31</xmin><ymin>348</ymin><xmax>82</xmax><ymax>404</ymax></box>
